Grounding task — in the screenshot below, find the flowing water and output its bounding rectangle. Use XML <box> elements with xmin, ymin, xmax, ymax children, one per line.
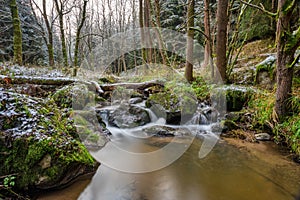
<box><xmin>38</xmin><ymin>103</ymin><xmax>300</xmax><ymax>200</ymax></box>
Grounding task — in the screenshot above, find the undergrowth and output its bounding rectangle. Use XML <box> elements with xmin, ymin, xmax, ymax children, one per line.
<box><xmin>247</xmin><ymin>81</ymin><xmax>300</xmax><ymax>158</ymax></box>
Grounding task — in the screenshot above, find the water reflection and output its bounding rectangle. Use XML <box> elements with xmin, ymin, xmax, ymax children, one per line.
<box><xmin>78</xmin><ymin>139</ymin><xmax>298</xmax><ymax>200</ymax></box>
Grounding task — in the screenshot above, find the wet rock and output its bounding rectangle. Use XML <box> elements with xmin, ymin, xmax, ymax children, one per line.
<box><xmin>108</xmin><ymin>104</ymin><xmax>150</xmax><ymax>128</ymax></box>
<box><xmin>129</xmin><ymin>97</ymin><xmax>143</xmax><ymax>104</ymax></box>
<box><xmin>73</xmin><ymin>110</ymin><xmax>111</xmax><ymax>151</ymax></box>
<box><xmin>255</xmin><ymin>133</ymin><xmax>271</xmax><ymax>141</ymax></box>
<box><xmin>142</xmin><ymin>125</ymin><xmax>191</xmax><ymax>137</ymax></box>
<box><xmin>202</xmin><ymin>107</ymin><xmax>219</xmax><ymax>123</ymax></box>
<box><xmin>211</xmin><ymin>123</ymin><xmax>224</xmax><ymax>133</ymax></box>
<box><xmin>145</xmin><ymin>91</ymin><xmax>197</xmax><ymax>125</ymax></box>
<box><xmin>0</xmin><ymin>91</ymin><xmax>98</xmax><ymax>191</ymax></box>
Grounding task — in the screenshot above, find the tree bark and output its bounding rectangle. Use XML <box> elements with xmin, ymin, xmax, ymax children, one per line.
<box><xmin>185</xmin><ymin>0</ymin><xmax>195</xmax><ymax>82</ymax></box>
<box><xmin>274</xmin><ymin>0</ymin><xmax>299</xmax><ymax>119</ymax></box>
<box><xmin>42</xmin><ymin>0</ymin><xmax>55</xmax><ymax>66</ymax></box>
<box><xmin>74</xmin><ymin>0</ymin><xmax>88</xmax><ymax>68</ymax></box>
<box><xmin>54</xmin><ymin>0</ymin><xmax>68</xmax><ymax>67</ymax></box>
<box><xmin>203</xmin><ymin>0</ymin><xmax>214</xmax><ymax>78</ymax></box>
<box><xmin>139</xmin><ymin>0</ymin><xmax>147</xmax><ymax>62</ymax></box>
<box><xmin>216</xmin><ymin>0</ymin><xmax>228</xmax><ymax>82</ymax></box>
<box><xmin>143</xmin><ymin>0</ymin><xmax>153</xmax><ymax>63</ymax></box>
<box><xmin>10</xmin><ymin>0</ymin><xmax>22</xmax><ymax>65</ymax></box>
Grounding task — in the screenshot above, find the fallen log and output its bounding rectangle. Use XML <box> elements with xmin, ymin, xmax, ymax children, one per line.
<box><xmin>0</xmin><ymin>75</ymin><xmax>76</xmax><ymax>86</ymax></box>
<box><xmin>0</xmin><ymin>75</ymin><xmax>104</xmax><ymax>94</ymax></box>
<box><xmin>101</xmin><ymin>79</ymin><xmax>164</xmax><ymax>91</ymax></box>
<box><xmin>0</xmin><ymin>75</ymin><xmax>163</xmax><ymax>94</ymax></box>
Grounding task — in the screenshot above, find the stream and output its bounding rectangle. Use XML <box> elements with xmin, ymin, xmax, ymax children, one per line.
<box><xmin>38</xmin><ymin>101</ymin><xmax>300</xmax><ymax>200</ymax></box>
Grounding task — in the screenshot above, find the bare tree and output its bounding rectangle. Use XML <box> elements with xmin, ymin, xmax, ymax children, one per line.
<box><xmin>74</xmin><ymin>0</ymin><xmax>88</xmax><ymax>67</ymax></box>
<box><xmin>54</xmin><ymin>0</ymin><xmax>69</xmax><ymax>67</ymax></box>
<box><xmin>30</xmin><ymin>0</ymin><xmax>55</xmax><ymax>66</ymax></box>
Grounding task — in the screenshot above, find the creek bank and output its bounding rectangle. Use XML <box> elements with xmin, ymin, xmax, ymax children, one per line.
<box><xmin>0</xmin><ymin>88</ymin><xmax>99</xmax><ymax>198</ymax></box>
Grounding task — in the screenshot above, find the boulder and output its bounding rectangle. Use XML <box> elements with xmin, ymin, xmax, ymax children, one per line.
<box><xmin>108</xmin><ymin>104</ymin><xmax>151</xmax><ymax>128</ymax></box>
<box><xmin>212</xmin><ymin>85</ymin><xmax>255</xmax><ymax>112</ymax></box>
<box><xmin>145</xmin><ymin>91</ymin><xmax>197</xmax><ymax>125</ymax></box>
<box><xmin>51</xmin><ymin>84</ymin><xmax>105</xmax><ymax>109</ymax></box>
<box><xmin>0</xmin><ymin>91</ymin><xmax>98</xmax><ymax>191</ymax></box>
<box><xmin>254</xmin><ymin>55</ymin><xmax>276</xmax><ymax>89</ymax></box>
<box><xmin>142</xmin><ymin>125</ymin><xmax>191</xmax><ymax>137</ymax></box>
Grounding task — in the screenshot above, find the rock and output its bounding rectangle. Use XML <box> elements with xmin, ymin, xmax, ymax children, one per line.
<box><xmin>212</xmin><ymin>85</ymin><xmax>255</xmax><ymax>112</ymax></box>
<box><xmin>255</xmin><ymin>133</ymin><xmax>271</xmax><ymax>141</ymax></box>
<box><xmin>211</xmin><ymin>123</ymin><xmax>224</xmax><ymax>133</ymax></box>
<box><xmin>39</xmin><ymin>154</ymin><xmax>52</xmax><ymax>169</ymax></box>
<box><xmin>145</xmin><ymin>91</ymin><xmax>197</xmax><ymax>125</ymax></box>
<box><xmin>108</xmin><ymin>104</ymin><xmax>150</xmax><ymax>128</ymax></box>
<box><xmin>0</xmin><ymin>91</ymin><xmax>98</xmax><ymax>191</ymax></box>
<box><xmin>202</xmin><ymin>107</ymin><xmax>219</xmax><ymax>123</ymax></box>
<box><xmin>73</xmin><ymin>110</ymin><xmax>111</xmax><ymax>151</ymax></box>
<box><xmin>255</xmin><ymin>55</ymin><xmax>276</xmax><ymax>89</ymax></box>
<box><xmin>129</xmin><ymin>97</ymin><xmax>143</xmax><ymax>104</ymax></box>
<box><xmin>51</xmin><ymin>84</ymin><xmax>105</xmax><ymax>109</ymax></box>
<box><xmin>142</xmin><ymin>125</ymin><xmax>191</xmax><ymax>137</ymax></box>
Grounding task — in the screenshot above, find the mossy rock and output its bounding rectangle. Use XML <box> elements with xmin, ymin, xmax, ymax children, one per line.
<box><xmin>145</xmin><ymin>90</ymin><xmax>197</xmax><ymax>125</ymax></box>
<box><xmin>254</xmin><ymin>55</ymin><xmax>276</xmax><ymax>89</ymax></box>
<box><xmin>0</xmin><ymin>91</ymin><xmax>97</xmax><ymax>191</ymax></box>
<box><xmin>51</xmin><ymin>84</ymin><xmax>105</xmax><ymax>109</ymax></box>
<box><xmin>212</xmin><ymin>86</ymin><xmax>255</xmax><ymax>112</ymax></box>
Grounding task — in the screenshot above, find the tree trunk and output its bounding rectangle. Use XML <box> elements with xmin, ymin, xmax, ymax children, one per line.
<box><xmin>42</xmin><ymin>0</ymin><xmax>54</xmax><ymax>66</ymax></box>
<box><xmin>216</xmin><ymin>0</ymin><xmax>228</xmax><ymax>82</ymax></box>
<box><xmin>139</xmin><ymin>0</ymin><xmax>147</xmax><ymax>63</ymax></box>
<box><xmin>74</xmin><ymin>0</ymin><xmax>88</xmax><ymax>68</ymax></box>
<box><xmin>54</xmin><ymin>0</ymin><xmax>68</xmax><ymax>67</ymax></box>
<box><xmin>203</xmin><ymin>0</ymin><xmax>214</xmax><ymax>78</ymax></box>
<box><xmin>10</xmin><ymin>0</ymin><xmax>22</xmax><ymax>65</ymax></box>
<box><xmin>274</xmin><ymin>0</ymin><xmax>299</xmax><ymax>119</ymax></box>
<box><xmin>143</xmin><ymin>0</ymin><xmax>153</xmax><ymax>63</ymax></box>
<box><xmin>185</xmin><ymin>0</ymin><xmax>195</xmax><ymax>82</ymax></box>
<box><xmin>153</xmin><ymin>0</ymin><xmax>167</xmax><ymax>65</ymax></box>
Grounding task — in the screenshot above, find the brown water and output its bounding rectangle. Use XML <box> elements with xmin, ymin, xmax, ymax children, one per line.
<box><xmin>38</xmin><ymin>138</ymin><xmax>300</xmax><ymax>200</ymax></box>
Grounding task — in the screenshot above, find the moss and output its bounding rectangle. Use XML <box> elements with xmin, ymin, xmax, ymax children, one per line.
<box><xmin>147</xmin><ymin>91</ymin><xmax>179</xmax><ymax>112</ymax></box>
<box><xmin>254</xmin><ymin>57</ymin><xmax>276</xmax><ymax>84</ymax></box>
<box><xmin>191</xmin><ymin>76</ymin><xmax>212</xmax><ymax>101</ymax></box>
<box><xmin>0</xmin><ymin>91</ymin><xmax>96</xmax><ymax>190</ymax></box>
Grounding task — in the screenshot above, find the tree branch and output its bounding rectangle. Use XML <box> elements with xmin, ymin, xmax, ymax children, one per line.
<box><xmin>239</xmin><ymin>0</ymin><xmax>277</xmax><ymax>17</ymax></box>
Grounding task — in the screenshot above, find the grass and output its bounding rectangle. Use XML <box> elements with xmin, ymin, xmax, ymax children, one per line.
<box><xmin>246</xmin><ymin>79</ymin><xmax>300</xmax><ymax>158</ymax></box>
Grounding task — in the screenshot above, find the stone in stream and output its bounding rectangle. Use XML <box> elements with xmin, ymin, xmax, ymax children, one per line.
<box><xmin>145</xmin><ymin>91</ymin><xmax>197</xmax><ymax>125</ymax></box>
<box><xmin>108</xmin><ymin>104</ymin><xmax>151</xmax><ymax>128</ymax></box>
<box><xmin>0</xmin><ymin>91</ymin><xmax>98</xmax><ymax>191</ymax></box>
<box><xmin>129</xmin><ymin>97</ymin><xmax>143</xmax><ymax>104</ymax></box>
<box><xmin>142</xmin><ymin>125</ymin><xmax>191</xmax><ymax>137</ymax></box>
